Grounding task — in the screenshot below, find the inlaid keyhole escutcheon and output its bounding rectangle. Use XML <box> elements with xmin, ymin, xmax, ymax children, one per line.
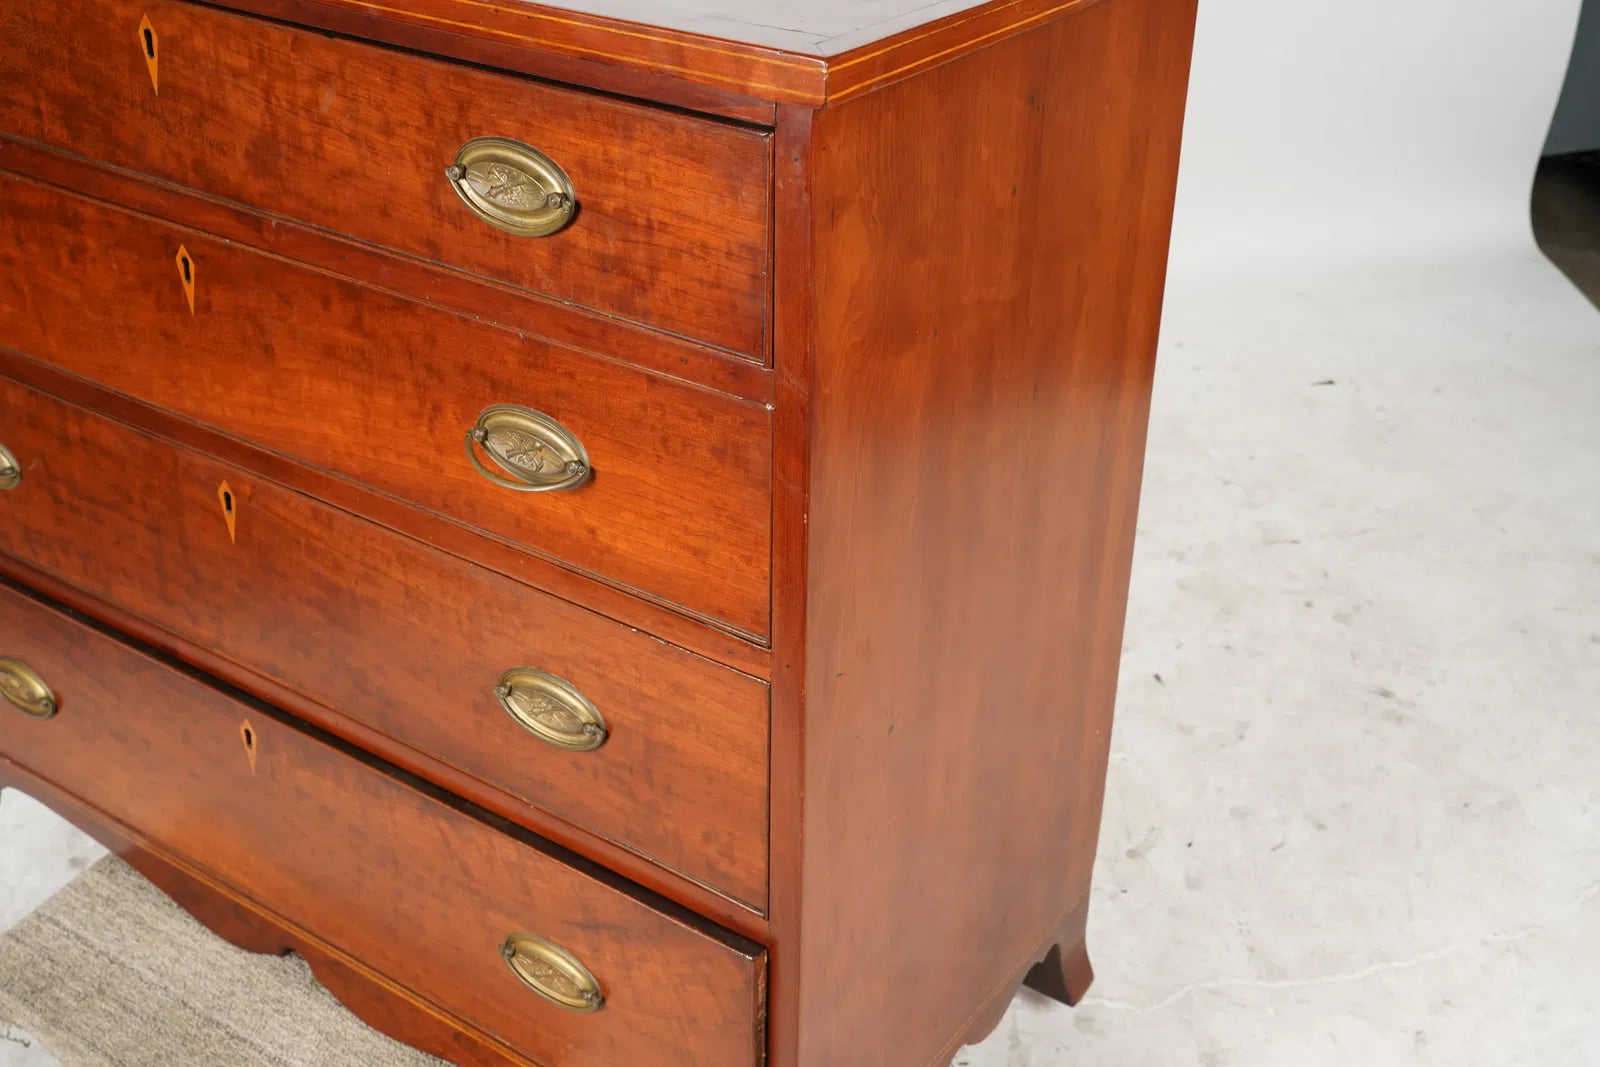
<box><xmin>240</xmin><ymin>719</ymin><xmax>257</xmax><ymax>771</ymax></box>
<box><xmin>139</xmin><ymin>15</ymin><xmax>159</xmax><ymax>93</ymax></box>
<box><xmin>218</xmin><ymin>481</ymin><xmax>237</xmax><ymax>543</ymax></box>
<box><xmin>175</xmin><ymin>245</ymin><xmax>195</xmax><ymax>313</ymax></box>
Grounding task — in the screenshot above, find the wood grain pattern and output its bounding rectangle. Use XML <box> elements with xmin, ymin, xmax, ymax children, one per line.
<box><xmin>0</xmin><ymin>0</ymin><xmax>773</xmax><ymax>357</ymax></box>
<box><xmin>204</xmin><ymin>0</ymin><xmax>831</xmax><ymax>104</ymax></box>
<box><xmin>823</xmin><ymin>0</ymin><xmax>1104</xmax><ymax>103</ymax></box>
<box><xmin>764</xmin><ymin>102</ymin><xmax>817</xmax><ymax>1067</ymax></box>
<box><xmin>0</xmin><ymin>0</ymin><xmax>1200</xmax><ymax>1061</ymax></box>
<box><xmin>0</xmin><ymin>579</ymin><xmax>767</xmax><ymax>1067</ymax></box>
<box><xmin>0</xmin><ymin>550</ymin><xmax>769</xmax><ymax>941</ymax></box>
<box><xmin>193</xmin><ymin>0</ymin><xmax>783</xmax><ymax>125</ymax></box>
<box><xmin>0</xmin><ymin>173</ymin><xmax>774</xmax><ymax>640</ymax></box>
<box><xmin>0</xmin><ymin>374</ymin><xmax>770</xmax><ymax>909</ymax></box>
<box><xmin>0</xmin><ymin>348</ymin><xmax>772</xmax><ymax>680</ymax></box>
<box><xmin>195</xmin><ymin>0</ymin><xmax>1115</xmax><ymax>108</ymax></box>
<box><xmin>0</xmin><ymin>136</ymin><xmax>776</xmax><ymax>402</ymax></box>
<box><xmin>256</xmin><ymin>0</ymin><xmax>1099</xmax><ymax>53</ymax></box>
<box><xmin>0</xmin><ymin>763</ymin><xmax>539</xmax><ymax>1067</ymax></box>
<box><xmin>778</xmin><ymin>1</ymin><xmax>1198</xmax><ymax>1063</ymax></box>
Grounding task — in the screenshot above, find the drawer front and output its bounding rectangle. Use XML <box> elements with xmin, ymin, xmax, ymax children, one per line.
<box><xmin>0</xmin><ymin>375</ymin><xmax>769</xmax><ymax>909</ymax></box>
<box><xmin>0</xmin><ymin>173</ymin><xmax>772</xmax><ymax>639</ymax></box>
<box><xmin>0</xmin><ymin>0</ymin><xmax>770</xmax><ymax>357</ymax></box>
<box><xmin>0</xmin><ymin>581</ymin><xmax>766</xmax><ymax>1067</ymax></box>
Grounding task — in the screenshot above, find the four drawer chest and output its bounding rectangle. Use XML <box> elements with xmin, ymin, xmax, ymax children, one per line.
<box><xmin>0</xmin><ymin>0</ymin><xmax>1198</xmax><ymax>1064</ymax></box>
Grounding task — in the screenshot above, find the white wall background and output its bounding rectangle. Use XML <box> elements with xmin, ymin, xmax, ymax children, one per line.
<box><xmin>1170</xmin><ymin>0</ymin><xmax>1583</xmax><ymax>270</ymax></box>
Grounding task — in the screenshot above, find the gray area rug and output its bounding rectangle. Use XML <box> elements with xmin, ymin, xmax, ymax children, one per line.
<box><xmin>0</xmin><ymin>857</ymin><xmax>446</xmax><ymax>1066</ymax></box>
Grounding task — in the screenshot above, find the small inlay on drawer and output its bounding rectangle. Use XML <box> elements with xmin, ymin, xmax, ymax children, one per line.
<box><xmin>0</xmin><ymin>0</ymin><xmax>772</xmax><ymax>357</ymax></box>
<box><xmin>0</xmin><ymin>173</ymin><xmax>774</xmax><ymax>639</ymax></box>
<box><xmin>0</xmin><ymin>580</ymin><xmax>767</xmax><ymax>1067</ymax></box>
<box><xmin>0</xmin><ymin>374</ymin><xmax>771</xmax><ymax>908</ymax></box>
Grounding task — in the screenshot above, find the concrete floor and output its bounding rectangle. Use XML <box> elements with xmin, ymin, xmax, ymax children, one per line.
<box><xmin>3</xmin><ymin>188</ymin><xmax>1599</xmax><ymax>1065</ymax></box>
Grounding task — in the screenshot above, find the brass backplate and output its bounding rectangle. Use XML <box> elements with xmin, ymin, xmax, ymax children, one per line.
<box><xmin>0</xmin><ymin>657</ymin><xmax>57</xmax><ymax>719</ymax></box>
<box><xmin>466</xmin><ymin>404</ymin><xmax>592</xmax><ymax>493</ymax></box>
<box><xmin>495</xmin><ymin>668</ymin><xmax>608</xmax><ymax>752</ymax></box>
<box><xmin>500</xmin><ymin>934</ymin><xmax>604</xmax><ymax>1013</ymax></box>
<box><xmin>0</xmin><ymin>443</ymin><xmax>19</xmax><ymax>490</ymax></box>
<box><xmin>446</xmin><ymin>137</ymin><xmax>576</xmax><ymax>238</ymax></box>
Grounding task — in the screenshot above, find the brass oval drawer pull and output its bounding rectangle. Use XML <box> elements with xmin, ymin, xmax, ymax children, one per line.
<box><xmin>466</xmin><ymin>405</ymin><xmax>592</xmax><ymax>493</ymax></box>
<box><xmin>495</xmin><ymin>668</ymin><xmax>608</xmax><ymax>752</ymax></box>
<box><xmin>500</xmin><ymin>934</ymin><xmax>604</xmax><ymax>1013</ymax></box>
<box><xmin>0</xmin><ymin>657</ymin><xmax>57</xmax><ymax>719</ymax></box>
<box><xmin>446</xmin><ymin>137</ymin><xmax>576</xmax><ymax>238</ymax></box>
<box><xmin>0</xmin><ymin>442</ymin><xmax>20</xmax><ymax>490</ymax></box>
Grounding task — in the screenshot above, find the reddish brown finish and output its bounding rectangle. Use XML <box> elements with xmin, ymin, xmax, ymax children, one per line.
<box><xmin>208</xmin><ymin>0</ymin><xmax>831</xmax><ymax>105</ymax></box>
<box><xmin>197</xmin><ymin>0</ymin><xmax>1115</xmax><ymax>109</ymax></box>
<box><xmin>0</xmin><ymin>136</ymin><xmax>775</xmax><ymax>404</ymax></box>
<box><xmin>921</xmin><ymin>896</ymin><xmax>1096</xmax><ymax>1065</ymax></box>
<box><xmin>773</xmin><ymin>2</ymin><xmax>1198</xmax><ymax>1065</ymax></box>
<box><xmin>0</xmin><ymin>0</ymin><xmax>1198</xmax><ymax>1062</ymax></box>
<box><xmin>0</xmin><ymin>764</ymin><xmax>537</xmax><ymax>1067</ymax></box>
<box><xmin>763</xmin><ymin>102</ymin><xmax>817</xmax><ymax>1067</ymax></box>
<box><xmin>0</xmin><ymin>374</ymin><xmax>770</xmax><ymax>910</ymax></box>
<box><xmin>0</xmin><ymin>348</ymin><xmax>773</xmax><ymax>679</ymax></box>
<box><xmin>0</xmin><ymin>581</ymin><xmax>767</xmax><ymax>1067</ymax></box>
<box><xmin>0</xmin><ymin>173</ymin><xmax>773</xmax><ymax>640</ymax></box>
<box><xmin>824</xmin><ymin>0</ymin><xmax>1106</xmax><ymax>103</ymax></box>
<box><xmin>208</xmin><ymin>0</ymin><xmax>784</xmax><ymax>125</ymax></box>
<box><xmin>1023</xmin><ymin>898</ymin><xmax>1096</xmax><ymax>1010</ymax></box>
<box><xmin>0</xmin><ymin>550</ymin><xmax>769</xmax><ymax>943</ymax></box>
<box><xmin>0</xmin><ymin>0</ymin><xmax>772</xmax><ymax>357</ymax></box>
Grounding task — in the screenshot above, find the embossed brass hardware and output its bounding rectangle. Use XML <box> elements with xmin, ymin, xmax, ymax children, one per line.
<box><xmin>495</xmin><ymin>669</ymin><xmax>608</xmax><ymax>752</ymax></box>
<box><xmin>466</xmin><ymin>405</ymin><xmax>592</xmax><ymax>493</ymax></box>
<box><xmin>500</xmin><ymin>934</ymin><xmax>604</xmax><ymax>1013</ymax></box>
<box><xmin>0</xmin><ymin>658</ymin><xmax>57</xmax><ymax>719</ymax></box>
<box><xmin>0</xmin><ymin>443</ymin><xmax>20</xmax><ymax>490</ymax></box>
<box><xmin>446</xmin><ymin>137</ymin><xmax>576</xmax><ymax>237</ymax></box>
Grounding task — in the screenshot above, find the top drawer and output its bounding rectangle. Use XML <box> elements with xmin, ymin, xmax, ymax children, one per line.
<box><xmin>0</xmin><ymin>0</ymin><xmax>771</xmax><ymax>358</ymax></box>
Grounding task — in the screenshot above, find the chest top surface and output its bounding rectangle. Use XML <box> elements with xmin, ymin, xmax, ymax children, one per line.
<box><xmin>486</xmin><ymin>0</ymin><xmax>1059</xmax><ymax>54</ymax></box>
<box><xmin>196</xmin><ymin>0</ymin><xmax>1101</xmax><ymax>106</ymax></box>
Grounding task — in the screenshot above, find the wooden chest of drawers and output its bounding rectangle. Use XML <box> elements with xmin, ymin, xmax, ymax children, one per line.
<box><xmin>0</xmin><ymin>1</ymin><xmax>1197</xmax><ymax>1064</ymax></box>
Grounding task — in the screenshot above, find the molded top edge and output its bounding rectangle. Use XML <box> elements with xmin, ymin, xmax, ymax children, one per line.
<box><xmin>214</xmin><ymin>0</ymin><xmax>1103</xmax><ymax>108</ymax></box>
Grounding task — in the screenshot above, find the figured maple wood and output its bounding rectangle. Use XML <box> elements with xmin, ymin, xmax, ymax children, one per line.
<box><xmin>772</xmin><ymin>1</ymin><xmax>1198</xmax><ymax>1064</ymax></box>
<box><xmin>0</xmin><ymin>351</ymin><xmax>771</xmax><ymax>681</ymax></box>
<box><xmin>0</xmin><ymin>763</ymin><xmax>538</xmax><ymax>1067</ymax></box>
<box><xmin>0</xmin><ymin>374</ymin><xmax>770</xmax><ymax>909</ymax></box>
<box><xmin>0</xmin><ymin>136</ymin><xmax>774</xmax><ymax>404</ymax></box>
<box><xmin>0</xmin><ymin>173</ymin><xmax>773</xmax><ymax>640</ymax></box>
<box><xmin>0</xmin><ymin>0</ymin><xmax>1199</xmax><ymax>1062</ymax></box>
<box><xmin>0</xmin><ymin>0</ymin><xmax>772</xmax><ymax>357</ymax></box>
<box><xmin>196</xmin><ymin>0</ymin><xmax>785</xmax><ymax>125</ymax></box>
<box><xmin>0</xmin><ymin>580</ymin><xmax>767</xmax><ymax>1067</ymax></box>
